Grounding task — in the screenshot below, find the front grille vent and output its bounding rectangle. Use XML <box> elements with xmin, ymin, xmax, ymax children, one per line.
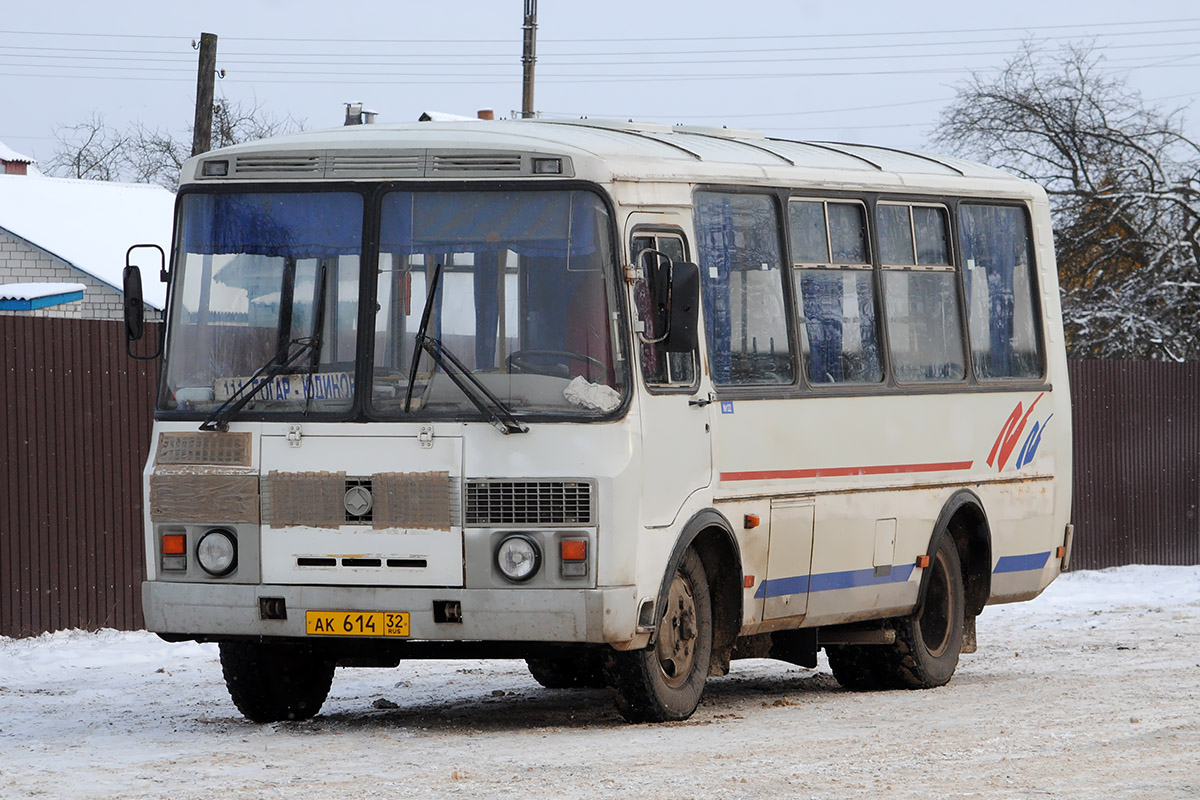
<box><xmin>464</xmin><ymin>480</ymin><xmax>593</xmax><ymax>527</ymax></box>
<box><xmin>430</xmin><ymin>153</ymin><xmax>523</xmax><ymax>174</ymax></box>
<box><xmin>234</xmin><ymin>154</ymin><xmax>322</xmax><ymax>174</ymax></box>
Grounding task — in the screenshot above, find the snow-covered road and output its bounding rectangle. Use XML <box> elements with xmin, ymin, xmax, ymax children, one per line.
<box><xmin>2</xmin><ymin>566</ymin><xmax>1198</xmax><ymax>800</ymax></box>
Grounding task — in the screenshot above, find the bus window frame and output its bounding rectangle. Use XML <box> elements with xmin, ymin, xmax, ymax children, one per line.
<box><xmin>362</xmin><ymin>180</ymin><xmax>633</xmax><ymax>425</ymax></box>
<box><xmin>875</xmin><ymin>199</ymin><xmax>968</xmax><ymax>387</ymax></box>
<box><xmin>955</xmin><ymin>199</ymin><xmax>1048</xmax><ymax>384</ymax></box>
<box><xmin>692</xmin><ymin>185</ymin><xmax>801</xmax><ymax>399</ymax></box>
<box><xmin>786</xmin><ymin>196</ymin><xmax>885</xmax><ymax>389</ymax></box>
<box><xmin>628</xmin><ymin>224</ymin><xmax>702</xmax><ymax>395</ymax></box>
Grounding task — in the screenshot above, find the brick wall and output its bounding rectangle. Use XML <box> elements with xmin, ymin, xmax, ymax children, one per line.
<box><xmin>0</xmin><ymin>229</ymin><xmax>135</xmax><ymax>321</ymax></box>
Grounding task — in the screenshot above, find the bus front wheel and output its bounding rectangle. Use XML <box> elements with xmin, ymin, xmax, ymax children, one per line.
<box><xmin>603</xmin><ymin>548</ymin><xmax>713</xmax><ymax>723</ymax></box>
<box><xmin>218</xmin><ymin>641</ymin><xmax>335</xmax><ymax>723</ymax></box>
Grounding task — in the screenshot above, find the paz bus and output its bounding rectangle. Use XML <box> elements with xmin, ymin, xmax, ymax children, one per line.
<box><xmin>125</xmin><ymin>118</ymin><xmax>1072</xmax><ymax>723</ymax></box>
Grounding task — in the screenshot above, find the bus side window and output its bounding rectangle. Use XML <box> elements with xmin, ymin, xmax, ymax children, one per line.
<box><xmin>789</xmin><ymin>199</ymin><xmax>882</xmax><ymax>385</ymax></box>
<box><xmin>695</xmin><ymin>192</ymin><xmax>795</xmax><ymax>387</ymax></box>
<box><xmin>632</xmin><ymin>233</ymin><xmax>696</xmax><ymax>387</ymax></box>
<box><xmin>959</xmin><ymin>204</ymin><xmax>1044</xmax><ymax>379</ymax></box>
<box><xmin>878</xmin><ymin>203</ymin><xmax>966</xmax><ymax>383</ymax></box>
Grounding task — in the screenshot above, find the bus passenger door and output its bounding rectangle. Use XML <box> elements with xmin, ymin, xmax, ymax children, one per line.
<box><xmin>628</xmin><ymin>219</ymin><xmax>713</xmax><ymax>527</ymax></box>
<box><xmin>762</xmin><ymin>498</ymin><xmax>815</xmax><ymax>621</ymax></box>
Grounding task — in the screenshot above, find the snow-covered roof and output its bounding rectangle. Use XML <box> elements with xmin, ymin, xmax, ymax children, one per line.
<box><xmin>0</xmin><ymin>174</ymin><xmax>174</xmax><ymax>309</ymax></box>
<box><xmin>0</xmin><ymin>281</ymin><xmax>86</xmax><ymax>300</ymax></box>
<box><xmin>0</xmin><ymin>281</ymin><xmax>85</xmax><ymax>310</ymax></box>
<box><xmin>0</xmin><ymin>141</ymin><xmax>34</xmax><ymax>164</ymax></box>
<box><xmin>418</xmin><ymin>111</ymin><xmax>479</xmax><ymax>122</ymax></box>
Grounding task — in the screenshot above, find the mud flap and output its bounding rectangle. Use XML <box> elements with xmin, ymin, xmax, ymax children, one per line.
<box><xmin>962</xmin><ymin>614</ymin><xmax>978</xmax><ymax>654</ymax></box>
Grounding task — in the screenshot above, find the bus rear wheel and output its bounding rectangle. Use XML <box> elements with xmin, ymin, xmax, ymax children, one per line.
<box><xmin>603</xmin><ymin>548</ymin><xmax>713</xmax><ymax>723</ymax></box>
<box><xmin>218</xmin><ymin>641</ymin><xmax>336</xmax><ymax>723</ymax></box>
<box><xmin>826</xmin><ymin>535</ymin><xmax>965</xmax><ymax>691</ymax></box>
<box><xmin>890</xmin><ymin>534</ymin><xmax>965</xmax><ymax>689</ymax></box>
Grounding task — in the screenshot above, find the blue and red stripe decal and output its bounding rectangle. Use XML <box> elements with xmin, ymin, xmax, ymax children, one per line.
<box><xmin>753</xmin><ymin>551</ymin><xmax>1051</xmax><ymax>599</ymax></box>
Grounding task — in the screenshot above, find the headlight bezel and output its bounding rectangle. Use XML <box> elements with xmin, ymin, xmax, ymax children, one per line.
<box><xmin>495</xmin><ymin>533</ymin><xmax>542</xmax><ymax>583</ymax></box>
<box><xmin>196</xmin><ymin>528</ymin><xmax>238</xmax><ymax>576</ymax></box>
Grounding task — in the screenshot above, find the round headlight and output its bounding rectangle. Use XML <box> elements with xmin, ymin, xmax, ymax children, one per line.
<box><xmin>496</xmin><ymin>534</ymin><xmax>541</xmax><ymax>582</ymax></box>
<box><xmin>197</xmin><ymin>529</ymin><xmax>237</xmax><ymax>576</ymax></box>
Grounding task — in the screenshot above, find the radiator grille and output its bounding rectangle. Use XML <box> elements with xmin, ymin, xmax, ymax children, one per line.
<box><xmin>464</xmin><ymin>480</ymin><xmax>593</xmax><ymax>526</ymax></box>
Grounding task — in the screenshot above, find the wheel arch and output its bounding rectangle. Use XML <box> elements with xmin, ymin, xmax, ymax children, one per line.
<box><xmin>654</xmin><ymin>508</ymin><xmax>743</xmax><ymax>676</ymax></box>
<box><xmin>922</xmin><ymin>489</ymin><xmax>992</xmax><ymax>618</ymax></box>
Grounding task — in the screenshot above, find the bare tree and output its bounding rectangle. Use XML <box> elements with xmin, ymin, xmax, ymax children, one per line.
<box><xmin>210</xmin><ymin>99</ymin><xmax>304</xmax><ymax>150</ymax></box>
<box><xmin>44</xmin><ymin>112</ymin><xmax>130</xmax><ymax>181</ymax></box>
<box><xmin>45</xmin><ymin>99</ymin><xmax>305</xmax><ymax>191</ymax></box>
<box><xmin>933</xmin><ymin>42</ymin><xmax>1200</xmax><ymax>360</ymax></box>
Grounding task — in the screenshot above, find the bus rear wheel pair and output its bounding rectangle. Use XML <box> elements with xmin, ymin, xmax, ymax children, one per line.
<box><xmin>826</xmin><ymin>535</ymin><xmax>966</xmax><ymax>691</ymax></box>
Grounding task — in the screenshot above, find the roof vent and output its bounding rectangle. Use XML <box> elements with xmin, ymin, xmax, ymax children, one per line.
<box><xmin>344</xmin><ymin>102</ymin><xmax>378</xmax><ymax>126</ymax></box>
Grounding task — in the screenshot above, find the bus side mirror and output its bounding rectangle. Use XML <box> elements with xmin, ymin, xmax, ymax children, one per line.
<box><xmin>123</xmin><ymin>265</ymin><xmax>145</xmax><ymax>342</ymax></box>
<box><xmin>662</xmin><ymin>261</ymin><xmax>699</xmax><ymax>353</ymax></box>
<box><xmin>124</xmin><ymin>243</ymin><xmax>166</xmax><ymax>360</ymax></box>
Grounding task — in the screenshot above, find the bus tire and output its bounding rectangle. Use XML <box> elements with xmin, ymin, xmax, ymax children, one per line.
<box><xmin>603</xmin><ymin>549</ymin><xmax>713</xmax><ymax>723</ymax></box>
<box><xmin>526</xmin><ymin>654</ymin><xmax>605</xmax><ymax>689</ymax></box>
<box><xmin>888</xmin><ymin>534</ymin><xmax>965</xmax><ymax>689</ymax></box>
<box><xmin>218</xmin><ymin>641</ymin><xmax>335</xmax><ymax>723</ymax></box>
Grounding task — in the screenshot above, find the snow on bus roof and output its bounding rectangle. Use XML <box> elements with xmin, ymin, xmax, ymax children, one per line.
<box><xmin>0</xmin><ymin>174</ymin><xmax>174</xmax><ymax>309</ymax></box>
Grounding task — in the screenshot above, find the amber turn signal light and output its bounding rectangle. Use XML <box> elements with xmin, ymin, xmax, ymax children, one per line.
<box><xmin>560</xmin><ymin>539</ymin><xmax>587</xmax><ymax>561</ymax></box>
<box><xmin>915</xmin><ymin>555</ymin><xmax>931</xmax><ymax>569</ymax></box>
<box><xmin>744</xmin><ymin>513</ymin><xmax>761</xmax><ymax>529</ymax></box>
<box><xmin>1056</xmin><ymin>546</ymin><xmax>1067</xmax><ymax>558</ymax></box>
<box><xmin>162</xmin><ymin>533</ymin><xmax>187</xmax><ymax>555</ymax></box>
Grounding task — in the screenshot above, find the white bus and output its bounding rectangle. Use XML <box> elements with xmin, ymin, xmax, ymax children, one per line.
<box><xmin>127</xmin><ymin>119</ymin><xmax>1072</xmax><ymax>723</ymax></box>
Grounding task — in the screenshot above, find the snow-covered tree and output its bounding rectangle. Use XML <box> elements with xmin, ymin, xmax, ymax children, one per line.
<box><xmin>933</xmin><ymin>42</ymin><xmax>1200</xmax><ymax>360</ymax></box>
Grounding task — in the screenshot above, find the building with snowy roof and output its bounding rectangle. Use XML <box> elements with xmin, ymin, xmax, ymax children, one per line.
<box><xmin>0</xmin><ymin>159</ymin><xmax>174</xmax><ymax>320</ymax></box>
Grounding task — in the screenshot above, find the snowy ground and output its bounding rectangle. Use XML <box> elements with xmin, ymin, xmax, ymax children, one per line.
<box><xmin>2</xmin><ymin>566</ymin><xmax>1198</xmax><ymax>800</ymax></box>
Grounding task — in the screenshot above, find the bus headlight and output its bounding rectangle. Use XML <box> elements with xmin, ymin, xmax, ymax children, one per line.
<box><xmin>496</xmin><ymin>534</ymin><xmax>541</xmax><ymax>582</ymax></box>
<box><xmin>196</xmin><ymin>529</ymin><xmax>237</xmax><ymax>576</ymax></box>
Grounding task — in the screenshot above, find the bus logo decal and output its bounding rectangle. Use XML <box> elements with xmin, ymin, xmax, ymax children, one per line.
<box><xmin>987</xmin><ymin>393</ymin><xmax>1044</xmax><ymax>471</ymax></box>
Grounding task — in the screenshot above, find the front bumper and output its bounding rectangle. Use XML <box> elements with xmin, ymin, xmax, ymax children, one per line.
<box><xmin>142</xmin><ymin>581</ymin><xmax>640</xmax><ymax>644</ymax></box>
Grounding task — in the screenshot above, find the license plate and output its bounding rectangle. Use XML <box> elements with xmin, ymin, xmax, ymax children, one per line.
<box><xmin>305</xmin><ymin>611</ymin><xmax>409</xmax><ymax>637</ymax></box>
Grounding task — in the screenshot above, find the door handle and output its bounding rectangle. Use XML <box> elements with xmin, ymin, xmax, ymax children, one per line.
<box><xmin>689</xmin><ymin>393</ymin><xmax>715</xmax><ymax>408</ymax></box>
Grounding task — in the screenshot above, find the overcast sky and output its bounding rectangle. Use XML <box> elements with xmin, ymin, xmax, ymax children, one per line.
<box><xmin>3</xmin><ymin>0</ymin><xmax>1199</xmax><ymax>166</ymax></box>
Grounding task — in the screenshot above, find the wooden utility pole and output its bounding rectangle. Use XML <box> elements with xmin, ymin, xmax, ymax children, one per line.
<box><xmin>521</xmin><ymin>0</ymin><xmax>537</xmax><ymax>118</ymax></box>
<box><xmin>191</xmin><ymin>32</ymin><xmax>218</xmax><ymax>156</ymax></box>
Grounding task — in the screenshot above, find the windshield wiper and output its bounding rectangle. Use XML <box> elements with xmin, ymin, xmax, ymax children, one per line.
<box><xmin>201</xmin><ymin>262</ymin><xmax>329</xmax><ymax>433</ymax></box>
<box><xmin>200</xmin><ymin>337</ymin><xmax>319</xmax><ymax>432</ymax></box>
<box><xmin>404</xmin><ymin>262</ymin><xmax>528</xmax><ymax>435</ymax></box>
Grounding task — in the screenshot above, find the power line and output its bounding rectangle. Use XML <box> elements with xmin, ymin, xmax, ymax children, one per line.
<box><xmin>6</xmin><ymin>24</ymin><xmax>1200</xmax><ymax>63</ymax></box>
<box><xmin>4</xmin><ymin>15</ymin><xmax>1200</xmax><ymax>44</ymax></box>
<box><xmin>6</xmin><ymin>36</ymin><xmax>1200</xmax><ymax>74</ymax></box>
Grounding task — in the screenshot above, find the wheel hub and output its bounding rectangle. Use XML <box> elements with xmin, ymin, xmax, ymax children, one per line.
<box><xmin>656</xmin><ymin>572</ymin><xmax>698</xmax><ymax>688</ymax></box>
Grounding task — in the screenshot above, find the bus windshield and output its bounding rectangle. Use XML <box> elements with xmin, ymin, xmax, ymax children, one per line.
<box><xmin>160</xmin><ymin>188</ymin><xmax>627</xmax><ymax>421</ymax></box>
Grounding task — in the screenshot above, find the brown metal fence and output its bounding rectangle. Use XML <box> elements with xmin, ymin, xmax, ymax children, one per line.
<box><xmin>1067</xmin><ymin>360</ymin><xmax>1200</xmax><ymax>570</ymax></box>
<box><xmin>1</xmin><ymin>329</ymin><xmax>1196</xmax><ymax>637</ymax></box>
<box><xmin>1</xmin><ymin>316</ymin><xmax>157</xmax><ymax>638</ymax></box>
